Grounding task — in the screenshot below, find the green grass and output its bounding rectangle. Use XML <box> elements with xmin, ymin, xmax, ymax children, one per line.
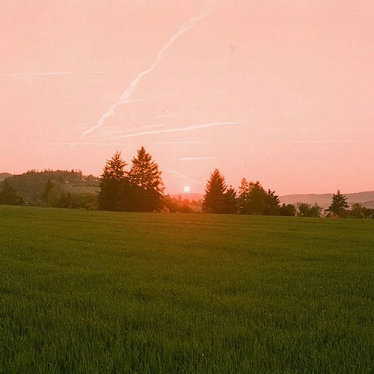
<box><xmin>1</xmin><ymin>206</ymin><xmax>373</xmax><ymax>373</ymax></box>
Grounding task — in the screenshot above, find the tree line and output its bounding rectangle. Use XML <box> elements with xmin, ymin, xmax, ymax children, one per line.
<box><xmin>1</xmin><ymin>148</ymin><xmax>374</xmax><ymax>218</ymax></box>
<box><xmin>98</xmin><ymin>147</ymin><xmax>164</xmax><ymax>212</ymax></box>
<box><xmin>202</xmin><ymin>169</ymin><xmax>374</xmax><ymax>218</ymax></box>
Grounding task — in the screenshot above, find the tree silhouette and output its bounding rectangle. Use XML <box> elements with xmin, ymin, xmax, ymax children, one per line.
<box><xmin>202</xmin><ymin>169</ymin><xmax>228</xmax><ymax>213</ymax></box>
<box><xmin>238</xmin><ymin>178</ymin><xmax>250</xmax><ymax>214</ymax></box>
<box><xmin>326</xmin><ymin>190</ymin><xmax>349</xmax><ymax>217</ymax></box>
<box><xmin>224</xmin><ymin>186</ymin><xmax>238</xmax><ymax>214</ymax></box>
<box><xmin>128</xmin><ymin>147</ymin><xmax>164</xmax><ymax>212</ymax></box>
<box><xmin>279</xmin><ymin>203</ymin><xmax>296</xmax><ymax>216</ymax></box>
<box><xmin>98</xmin><ymin>151</ymin><xmax>130</xmax><ymax>211</ymax></box>
<box><xmin>264</xmin><ymin>189</ymin><xmax>280</xmax><ymax>215</ymax></box>
<box><xmin>297</xmin><ymin>203</ymin><xmax>322</xmax><ymax>217</ymax></box>
<box><xmin>238</xmin><ymin>180</ymin><xmax>267</xmax><ymax>214</ymax></box>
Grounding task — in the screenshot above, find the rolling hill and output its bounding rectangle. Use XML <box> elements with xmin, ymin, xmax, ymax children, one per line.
<box><xmin>280</xmin><ymin>191</ymin><xmax>374</xmax><ymax>208</ymax></box>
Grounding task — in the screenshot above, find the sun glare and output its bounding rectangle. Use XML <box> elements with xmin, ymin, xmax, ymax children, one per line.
<box><xmin>183</xmin><ymin>186</ymin><xmax>191</xmax><ymax>193</ymax></box>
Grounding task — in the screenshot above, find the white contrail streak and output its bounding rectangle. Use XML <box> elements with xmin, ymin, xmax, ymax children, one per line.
<box><xmin>51</xmin><ymin>140</ymin><xmax>206</xmax><ymax>147</ymax></box>
<box><xmin>101</xmin><ymin>121</ymin><xmax>244</xmax><ymax>141</ymax></box>
<box><xmin>289</xmin><ymin>140</ymin><xmax>362</xmax><ymax>144</ymax></box>
<box><xmin>80</xmin><ymin>1</ymin><xmax>213</xmax><ymax>140</ymax></box>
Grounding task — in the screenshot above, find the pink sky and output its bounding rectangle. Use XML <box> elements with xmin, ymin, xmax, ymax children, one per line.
<box><xmin>1</xmin><ymin>0</ymin><xmax>373</xmax><ymax>194</ymax></box>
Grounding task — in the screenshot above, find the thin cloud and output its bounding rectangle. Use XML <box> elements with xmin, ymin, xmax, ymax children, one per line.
<box><xmin>290</xmin><ymin>140</ymin><xmax>365</xmax><ymax>144</ymax></box>
<box><xmin>95</xmin><ymin>123</ymin><xmax>167</xmax><ymax>137</ymax></box>
<box><xmin>50</xmin><ymin>142</ymin><xmax>134</xmax><ymax>147</ymax></box>
<box><xmin>101</xmin><ymin>120</ymin><xmax>244</xmax><ymax>140</ymax></box>
<box><xmin>80</xmin><ymin>0</ymin><xmax>214</xmax><ymax>140</ymax></box>
<box><xmin>51</xmin><ymin>140</ymin><xmax>206</xmax><ymax>147</ymax></box>
<box><xmin>154</xmin><ymin>141</ymin><xmax>207</xmax><ymax>144</ymax></box>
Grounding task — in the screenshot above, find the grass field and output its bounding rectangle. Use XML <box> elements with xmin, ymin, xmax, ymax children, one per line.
<box><xmin>1</xmin><ymin>206</ymin><xmax>373</xmax><ymax>373</ymax></box>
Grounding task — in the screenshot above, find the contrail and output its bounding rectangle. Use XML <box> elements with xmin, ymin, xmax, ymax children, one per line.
<box><xmin>50</xmin><ymin>142</ymin><xmax>134</xmax><ymax>146</ymax></box>
<box><xmin>52</xmin><ymin>140</ymin><xmax>206</xmax><ymax>147</ymax></box>
<box><xmin>80</xmin><ymin>1</ymin><xmax>213</xmax><ymax>140</ymax></box>
<box><xmin>101</xmin><ymin>120</ymin><xmax>244</xmax><ymax>141</ymax></box>
<box><xmin>289</xmin><ymin>140</ymin><xmax>361</xmax><ymax>144</ymax></box>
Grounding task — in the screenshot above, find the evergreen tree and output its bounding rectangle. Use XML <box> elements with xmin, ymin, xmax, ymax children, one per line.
<box><xmin>263</xmin><ymin>189</ymin><xmax>280</xmax><ymax>215</ymax></box>
<box><xmin>128</xmin><ymin>146</ymin><xmax>164</xmax><ymax>212</ymax></box>
<box><xmin>98</xmin><ymin>151</ymin><xmax>129</xmax><ymax>211</ymax></box>
<box><xmin>0</xmin><ymin>179</ymin><xmax>22</xmax><ymax>205</ymax></box>
<box><xmin>202</xmin><ymin>169</ymin><xmax>227</xmax><ymax>213</ymax></box>
<box><xmin>238</xmin><ymin>180</ymin><xmax>267</xmax><ymax>214</ymax></box>
<box><xmin>224</xmin><ymin>186</ymin><xmax>238</xmax><ymax>214</ymax></box>
<box><xmin>238</xmin><ymin>178</ymin><xmax>250</xmax><ymax>214</ymax></box>
<box><xmin>326</xmin><ymin>190</ymin><xmax>349</xmax><ymax>217</ymax></box>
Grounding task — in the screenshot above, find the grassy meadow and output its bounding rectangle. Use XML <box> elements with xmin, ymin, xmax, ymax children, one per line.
<box><xmin>1</xmin><ymin>205</ymin><xmax>373</xmax><ymax>373</ymax></box>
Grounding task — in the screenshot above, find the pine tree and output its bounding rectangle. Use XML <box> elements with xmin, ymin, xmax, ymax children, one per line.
<box><xmin>202</xmin><ymin>169</ymin><xmax>227</xmax><ymax>213</ymax></box>
<box><xmin>327</xmin><ymin>190</ymin><xmax>349</xmax><ymax>217</ymax></box>
<box><xmin>128</xmin><ymin>146</ymin><xmax>164</xmax><ymax>212</ymax></box>
<box><xmin>238</xmin><ymin>178</ymin><xmax>250</xmax><ymax>214</ymax></box>
<box><xmin>238</xmin><ymin>180</ymin><xmax>267</xmax><ymax>214</ymax></box>
<box><xmin>98</xmin><ymin>151</ymin><xmax>129</xmax><ymax>211</ymax></box>
<box><xmin>224</xmin><ymin>186</ymin><xmax>238</xmax><ymax>214</ymax></box>
<box><xmin>263</xmin><ymin>189</ymin><xmax>280</xmax><ymax>215</ymax></box>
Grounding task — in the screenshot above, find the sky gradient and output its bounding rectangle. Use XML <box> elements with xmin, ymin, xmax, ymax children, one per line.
<box><xmin>1</xmin><ymin>0</ymin><xmax>373</xmax><ymax>194</ymax></box>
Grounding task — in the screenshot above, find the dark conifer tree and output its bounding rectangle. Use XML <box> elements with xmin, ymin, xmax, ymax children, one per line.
<box><xmin>98</xmin><ymin>151</ymin><xmax>129</xmax><ymax>211</ymax></box>
<box><xmin>263</xmin><ymin>189</ymin><xmax>280</xmax><ymax>215</ymax></box>
<box><xmin>224</xmin><ymin>186</ymin><xmax>238</xmax><ymax>214</ymax></box>
<box><xmin>238</xmin><ymin>180</ymin><xmax>267</xmax><ymax>214</ymax></box>
<box><xmin>238</xmin><ymin>178</ymin><xmax>250</xmax><ymax>214</ymax></box>
<box><xmin>202</xmin><ymin>169</ymin><xmax>227</xmax><ymax>213</ymax></box>
<box><xmin>326</xmin><ymin>190</ymin><xmax>349</xmax><ymax>217</ymax></box>
<box><xmin>128</xmin><ymin>146</ymin><xmax>164</xmax><ymax>212</ymax></box>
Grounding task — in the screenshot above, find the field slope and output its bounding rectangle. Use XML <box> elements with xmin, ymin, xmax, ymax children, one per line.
<box><xmin>1</xmin><ymin>206</ymin><xmax>373</xmax><ymax>373</ymax></box>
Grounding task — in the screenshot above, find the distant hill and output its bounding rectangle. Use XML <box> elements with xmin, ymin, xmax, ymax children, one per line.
<box><xmin>0</xmin><ymin>173</ymin><xmax>12</xmax><ymax>181</ymax></box>
<box><xmin>1</xmin><ymin>170</ymin><xmax>99</xmax><ymax>204</ymax></box>
<box><xmin>280</xmin><ymin>191</ymin><xmax>374</xmax><ymax>208</ymax></box>
<box><xmin>175</xmin><ymin>191</ymin><xmax>374</xmax><ymax>209</ymax></box>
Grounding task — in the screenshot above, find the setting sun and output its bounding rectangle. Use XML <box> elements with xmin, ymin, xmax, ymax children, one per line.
<box><xmin>183</xmin><ymin>186</ymin><xmax>191</xmax><ymax>193</ymax></box>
